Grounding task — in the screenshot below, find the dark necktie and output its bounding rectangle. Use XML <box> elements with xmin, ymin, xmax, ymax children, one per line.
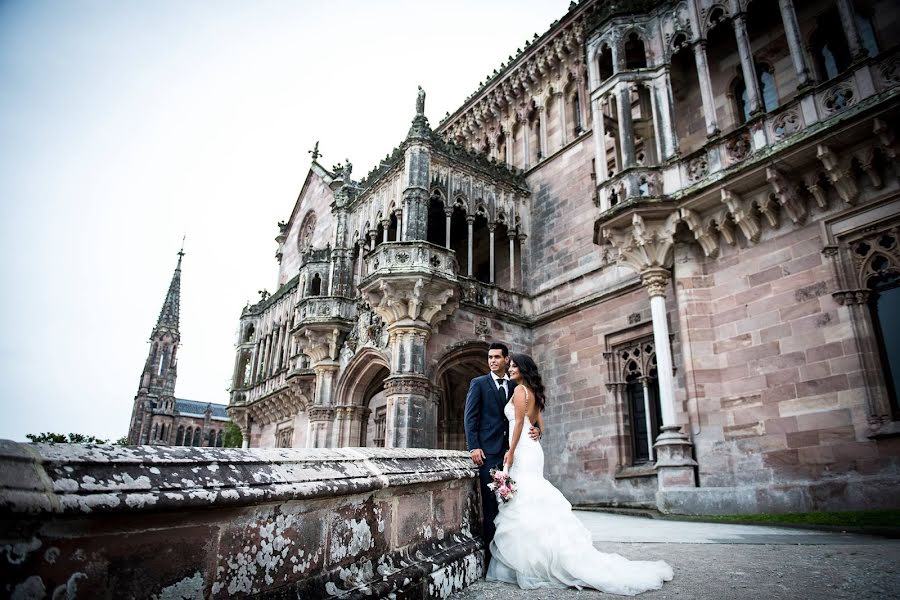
<box><xmin>497</xmin><ymin>381</ymin><xmax>507</xmax><ymax>401</ymax></box>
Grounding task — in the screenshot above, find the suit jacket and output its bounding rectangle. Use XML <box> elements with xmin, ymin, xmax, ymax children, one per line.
<box><xmin>464</xmin><ymin>374</ymin><xmax>518</xmax><ymax>459</ymax></box>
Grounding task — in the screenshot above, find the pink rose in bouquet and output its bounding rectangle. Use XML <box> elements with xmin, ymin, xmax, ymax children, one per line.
<box><xmin>487</xmin><ymin>467</ymin><xmax>517</xmax><ymax>503</ymax></box>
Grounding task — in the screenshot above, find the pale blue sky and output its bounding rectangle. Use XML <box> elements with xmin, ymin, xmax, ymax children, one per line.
<box><xmin>0</xmin><ymin>0</ymin><xmax>572</xmax><ymax>441</ymax></box>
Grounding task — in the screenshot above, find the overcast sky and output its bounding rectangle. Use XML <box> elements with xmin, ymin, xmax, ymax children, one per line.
<box><xmin>0</xmin><ymin>0</ymin><xmax>571</xmax><ymax>441</ymax></box>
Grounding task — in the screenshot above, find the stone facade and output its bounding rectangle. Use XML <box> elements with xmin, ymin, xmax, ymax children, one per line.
<box><xmin>127</xmin><ymin>251</ymin><xmax>231</xmax><ymax>447</ymax></box>
<box><xmin>229</xmin><ymin>0</ymin><xmax>900</xmax><ymax>514</ymax></box>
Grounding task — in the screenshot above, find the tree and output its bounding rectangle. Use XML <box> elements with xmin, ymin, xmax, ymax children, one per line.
<box><xmin>26</xmin><ymin>432</ymin><xmax>109</xmax><ymax>444</ymax></box>
<box><xmin>222</xmin><ymin>422</ymin><xmax>243</xmax><ymax>448</ymax></box>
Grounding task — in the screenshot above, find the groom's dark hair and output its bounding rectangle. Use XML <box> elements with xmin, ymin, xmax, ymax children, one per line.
<box><xmin>488</xmin><ymin>342</ymin><xmax>509</xmax><ymax>357</ymax></box>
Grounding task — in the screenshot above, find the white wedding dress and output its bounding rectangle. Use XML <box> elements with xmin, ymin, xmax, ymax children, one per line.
<box><xmin>486</xmin><ymin>394</ymin><xmax>674</xmax><ymax>595</ymax></box>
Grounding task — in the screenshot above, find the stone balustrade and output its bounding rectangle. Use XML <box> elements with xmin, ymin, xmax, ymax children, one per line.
<box><xmin>296</xmin><ymin>296</ymin><xmax>356</xmax><ymax>324</ymax></box>
<box><xmin>363</xmin><ymin>241</ymin><xmax>459</xmax><ymax>281</ymax></box>
<box><xmin>458</xmin><ymin>276</ymin><xmax>529</xmax><ymax>317</ymax></box>
<box><xmin>0</xmin><ymin>441</ymin><xmax>482</xmax><ymax>599</ymax></box>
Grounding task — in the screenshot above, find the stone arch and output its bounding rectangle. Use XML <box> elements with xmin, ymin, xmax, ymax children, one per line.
<box><xmin>335</xmin><ymin>347</ymin><xmax>391</xmax><ymax>446</ymax></box>
<box><xmin>430</xmin><ymin>340</ymin><xmax>491</xmax><ymax>450</ymax></box>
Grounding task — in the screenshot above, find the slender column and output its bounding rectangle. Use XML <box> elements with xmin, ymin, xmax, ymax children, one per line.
<box><xmin>642</xmin><ymin>268</ymin><xmax>675</xmax><ymax>426</ymax></box>
<box><xmin>282</xmin><ymin>324</ymin><xmax>291</xmax><ymax>370</ymax></box>
<box><xmin>537</xmin><ymin>105</ymin><xmax>547</xmax><ymax>159</ymax></box>
<box><xmin>444</xmin><ymin>210</ymin><xmax>452</xmax><ymax>249</ymax></box>
<box><xmin>263</xmin><ymin>335</ymin><xmax>272</xmax><ymax>378</ymax></box>
<box><xmin>733</xmin><ymin>13</ymin><xmax>763</xmax><ymax>115</ymax></box>
<box><xmin>356</xmin><ymin>243</ymin><xmax>363</xmax><ymax>283</ymax></box>
<box><xmin>592</xmin><ymin>97</ymin><xmax>607</xmax><ymax>184</ymax></box>
<box><xmin>466</xmin><ymin>216</ymin><xmax>474</xmax><ymax>277</ymax></box>
<box><xmin>394</xmin><ymin>209</ymin><xmax>403</xmax><ymax>241</ymax></box>
<box><xmin>488</xmin><ymin>225</ymin><xmax>496</xmax><ymax>283</ymax></box>
<box><xmin>576</xmin><ymin>73</ymin><xmax>590</xmax><ymax>133</ymax></box>
<box><xmin>616</xmin><ymin>84</ymin><xmax>636</xmax><ymax>168</ymax></box>
<box><xmin>778</xmin><ymin>0</ymin><xmax>811</xmax><ymax>87</ymax></box>
<box><xmin>655</xmin><ymin>76</ymin><xmax>679</xmax><ymax>159</ymax></box>
<box><xmin>327</xmin><ymin>257</ymin><xmax>335</xmax><ymax>295</ymax></box>
<box><xmin>692</xmin><ymin>42</ymin><xmax>720</xmax><ymax>136</ymax></box>
<box><xmin>518</xmin><ymin>233</ymin><xmax>527</xmax><ymax>290</ymax></box>
<box><xmin>368</xmin><ymin>230</ymin><xmax>376</xmax><ymax>250</ymax></box>
<box><xmin>557</xmin><ymin>92</ymin><xmax>567</xmax><ymax>145</ymax></box>
<box><xmin>835</xmin><ymin>0</ymin><xmax>866</xmax><ymax>59</ymax></box>
<box><xmin>508</xmin><ymin>232</ymin><xmax>516</xmax><ymax>289</ymax></box>
<box><xmin>522</xmin><ymin>120</ymin><xmax>530</xmax><ymax>170</ymax></box>
<box><xmin>641</xmin><ymin>379</ymin><xmax>655</xmax><ymax>460</ymax></box>
<box><xmin>381</xmin><ymin>220</ymin><xmax>389</xmax><ymax>243</ymax></box>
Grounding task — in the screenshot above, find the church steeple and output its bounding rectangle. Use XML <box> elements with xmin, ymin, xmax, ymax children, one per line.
<box><xmin>128</xmin><ymin>246</ymin><xmax>185</xmax><ymax>445</ymax></box>
<box><xmin>155</xmin><ymin>245</ymin><xmax>183</xmax><ymax>333</ymax></box>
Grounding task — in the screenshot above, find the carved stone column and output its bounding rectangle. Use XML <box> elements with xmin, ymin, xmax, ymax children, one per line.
<box><xmin>508</xmin><ymin>231</ymin><xmax>516</xmax><ymax>289</ymax></box>
<box><xmin>777</xmin><ymin>0</ymin><xmax>811</xmax><ymax>88</ymax></box>
<box><xmin>733</xmin><ymin>12</ymin><xmax>763</xmax><ymax>115</ymax></box>
<box><xmin>601</xmin><ymin>211</ymin><xmax>697</xmax><ymax>490</ymax></box>
<box><xmin>592</xmin><ymin>96</ymin><xmax>608</xmax><ymax>186</ymax></box>
<box><xmin>306</xmin><ymin>406</ymin><xmax>334</xmax><ymax>448</ymax></box>
<box><xmin>467</xmin><ymin>216</ymin><xmax>474</xmax><ymax>277</ymax></box>
<box><xmin>382</xmin><ymin>219</ymin><xmax>390</xmax><ymax>244</ymax></box>
<box><xmin>556</xmin><ymin>91</ymin><xmax>567</xmax><ymax>145</ymax></box>
<box><xmin>445</xmin><ymin>209</ymin><xmax>452</xmax><ymax>249</ymax></box>
<box><xmin>692</xmin><ymin>42</ymin><xmax>720</xmax><ymax>136</ymax></box>
<box><xmin>616</xmin><ymin>83</ymin><xmax>636</xmax><ymax>169</ymax></box>
<box><xmin>489</xmin><ymin>224</ymin><xmax>496</xmax><ymax>283</ymax></box>
<box><xmin>835</xmin><ymin>0</ymin><xmax>866</xmax><ymax>60</ymax></box>
<box><xmin>394</xmin><ymin>209</ymin><xmax>403</xmax><ymax>241</ymax></box>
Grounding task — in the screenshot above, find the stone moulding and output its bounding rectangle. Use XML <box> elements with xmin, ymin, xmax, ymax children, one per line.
<box><xmin>0</xmin><ymin>441</ymin><xmax>483</xmax><ymax>599</ymax></box>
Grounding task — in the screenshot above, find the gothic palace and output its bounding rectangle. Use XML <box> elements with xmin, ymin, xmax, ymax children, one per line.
<box><xmin>225</xmin><ymin>0</ymin><xmax>900</xmax><ymax>513</ymax></box>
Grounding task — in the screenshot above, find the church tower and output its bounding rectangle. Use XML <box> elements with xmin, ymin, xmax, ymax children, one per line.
<box><xmin>127</xmin><ymin>249</ymin><xmax>183</xmax><ymax>445</ymax></box>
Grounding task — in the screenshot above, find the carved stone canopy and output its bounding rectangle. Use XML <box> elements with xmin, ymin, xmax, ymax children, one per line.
<box><xmin>363</xmin><ymin>277</ymin><xmax>458</xmax><ymax>330</ymax></box>
<box><xmin>600</xmin><ymin>209</ymin><xmax>681</xmax><ymax>274</ymax></box>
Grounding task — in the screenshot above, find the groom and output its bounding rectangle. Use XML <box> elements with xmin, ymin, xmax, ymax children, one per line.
<box><xmin>464</xmin><ymin>342</ymin><xmax>538</xmax><ymax>571</ymax></box>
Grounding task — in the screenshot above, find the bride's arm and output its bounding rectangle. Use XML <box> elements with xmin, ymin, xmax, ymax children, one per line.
<box><xmin>504</xmin><ymin>387</ymin><xmax>527</xmax><ymax>469</ymax></box>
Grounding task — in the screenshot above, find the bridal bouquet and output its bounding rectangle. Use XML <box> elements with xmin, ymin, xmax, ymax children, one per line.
<box><xmin>487</xmin><ymin>467</ymin><xmax>517</xmax><ymax>503</ymax></box>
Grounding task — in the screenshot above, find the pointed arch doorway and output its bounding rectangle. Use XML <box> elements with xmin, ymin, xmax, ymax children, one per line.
<box><xmin>432</xmin><ymin>341</ymin><xmax>491</xmax><ymax>450</ymax></box>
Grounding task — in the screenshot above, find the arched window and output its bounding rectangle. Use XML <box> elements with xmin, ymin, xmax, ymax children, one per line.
<box><xmin>310</xmin><ymin>273</ymin><xmax>322</xmax><ymax>296</ymax></box>
<box><xmin>598</xmin><ymin>44</ymin><xmax>613</xmax><ymax>81</ymax></box>
<box><xmin>151</xmin><ymin>423</ymin><xmax>159</xmax><ymax>440</ymax></box>
<box><xmin>624</xmin><ymin>32</ymin><xmax>647</xmax><ymax>69</ymax></box>
<box><xmin>856</xmin><ymin>11</ymin><xmax>878</xmax><ymax>57</ymax></box>
<box><xmin>732</xmin><ymin>76</ymin><xmax>750</xmax><ymax>124</ymax></box>
<box><xmin>572</xmin><ymin>90</ymin><xmax>583</xmax><ymax>135</ymax></box>
<box><xmin>732</xmin><ymin>64</ymin><xmax>778</xmax><ymax>125</ymax></box>
<box><xmin>810</xmin><ymin>7</ymin><xmax>851</xmax><ymax>81</ymax></box>
<box><xmin>216</xmin><ymin>430</ymin><xmax>224</xmax><ymax>447</ymax></box>
<box><xmin>243</xmin><ymin>324</ymin><xmax>255</xmax><ymax>343</ymax></box>
<box><xmin>158</xmin><ymin>347</ymin><xmax>170</xmax><ymax>376</ymax></box>
<box><xmin>865</xmin><ymin>243</ymin><xmax>900</xmax><ymax>414</ymax></box>
<box><xmin>193</xmin><ymin>428</ymin><xmax>202</xmax><ymax>447</ymax></box>
<box><xmin>175</xmin><ymin>426</ymin><xmax>184</xmax><ymax>446</ymax></box>
<box><xmin>759</xmin><ymin>66</ymin><xmax>778</xmax><ymax>113</ymax></box>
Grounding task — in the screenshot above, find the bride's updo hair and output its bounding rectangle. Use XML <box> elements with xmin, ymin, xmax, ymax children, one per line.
<box><xmin>509</xmin><ymin>353</ymin><xmax>546</xmax><ymax>411</ymax></box>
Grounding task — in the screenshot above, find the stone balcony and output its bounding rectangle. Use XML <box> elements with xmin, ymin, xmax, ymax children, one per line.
<box><xmin>363</xmin><ymin>241</ymin><xmax>459</xmax><ymax>281</ymax></box>
<box><xmin>596</xmin><ymin>46</ymin><xmax>900</xmax><ymax>213</ymax></box>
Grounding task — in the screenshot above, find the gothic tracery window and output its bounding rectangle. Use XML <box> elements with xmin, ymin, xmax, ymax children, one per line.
<box><xmin>275</xmin><ymin>426</ymin><xmax>293</xmax><ymax>448</ymax></box>
<box><xmin>606</xmin><ymin>332</ymin><xmax>664</xmax><ymax>467</ymax></box>
<box><xmin>298</xmin><ymin>211</ymin><xmax>317</xmax><ymax>250</ymax></box>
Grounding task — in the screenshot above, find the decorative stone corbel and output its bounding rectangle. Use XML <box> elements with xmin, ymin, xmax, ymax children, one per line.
<box><xmin>297</xmin><ymin>328</ymin><xmax>341</xmax><ymax>363</ymax></box>
<box><xmin>680</xmin><ymin>208</ymin><xmax>719</xmax><ymax>257</ymax></box>
<box><xmin>766</xmin><ymin>167</ymin><xmax>807</xmax><ymax>224</ymax></box>
<box><xmin>817</xmin><ymin>144</ymin><xmax>859</xmax><ymax>204</ymax></box>
<box><xmin>854</xmin><ymin>147</ymin><xmax>883</xmax><ymax>189</ymax></box>
<box><xmin>754</xmin><ymin>192</ymin><xmax>780</xmax><ymax>229</ymax></box>
<box><xmin>721</xmin><ymin>189</ymin><xmax>761</xmax><ymax>243</ymax></box>
<box><xmin>873</xmin><ymin>118</ymin><xmax>898</xmax><ymax>168</ymax></box>
<box><xmin>705</xmin><ymin>208</ymin><xmax>735</xmax><ymax>246</ymax></box>
<box><xmin>803</xmin><ymin>172</ymin><xmax>829</xmax><ymax>209</ymax></box>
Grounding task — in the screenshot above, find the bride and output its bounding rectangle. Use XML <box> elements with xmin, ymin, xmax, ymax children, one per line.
<box><xmin>486</xmin><ymin>353</ymin><xmax>674</xmax><ymax>595</ymax></box>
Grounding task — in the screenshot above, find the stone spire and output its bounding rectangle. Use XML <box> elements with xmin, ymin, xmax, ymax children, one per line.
<box><xmin>155</xmin><ymin>246</ymin><xmax>183</xmax><ymax>334</ymax></box>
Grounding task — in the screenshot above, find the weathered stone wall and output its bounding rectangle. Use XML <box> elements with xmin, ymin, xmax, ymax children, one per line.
<box><xmin>279</xmin><ymin>171</ymin><xmax>336</xmax><ymax>287</ymax></box>
<box><xmin>0</xmin><ymin>442</ymin><xmax>482</xmax><ymax>599</ymax></box>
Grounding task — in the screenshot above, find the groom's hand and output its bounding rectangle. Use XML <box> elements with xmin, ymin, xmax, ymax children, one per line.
<box><xmin>470</xmin><ymin>448</ymin><xmax>485</xmax><ymax>466</ymax></box>
<box><xmin>528</xmin><ymin>425</ymin><xmax>541</xmax><ymax>441</ymax></box>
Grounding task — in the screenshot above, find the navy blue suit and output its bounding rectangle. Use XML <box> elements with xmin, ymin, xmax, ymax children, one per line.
<box><xmin>464</xmin><ymin>373</ymin><xmax>516</xmax><ymax>566</ymax></box>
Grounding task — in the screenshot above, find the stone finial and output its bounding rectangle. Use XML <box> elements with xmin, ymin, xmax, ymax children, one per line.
<box><xmin>308</xmin><ymin>141</ymin><xmax>321</xmax><ymax>161</ymax></box>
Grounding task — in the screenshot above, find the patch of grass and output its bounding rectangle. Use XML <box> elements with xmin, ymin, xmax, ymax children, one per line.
<box><xmin>670</xmin><ymin>509</ymin><xmax>900</xmax><ymax>528</ymax></box>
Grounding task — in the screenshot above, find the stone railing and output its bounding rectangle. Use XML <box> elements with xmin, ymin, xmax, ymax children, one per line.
<box><xmin>363</xmin><ymin>242</ymin><xmax>459</xmax><ymax>281</ymax></box>
<box><xmin>0</xmin><ymin>441</ymin><xmax>482</xmax><ymax>599</ymax></box>
<box><xmin>296</xmin><ymin>295</ymin><xmax>356</xmax><ymax>324</ymax></box>
<box><xmin>458</xmin><ymin>277</ymin><xmax>529</xmax><ymax>316</ymax></box>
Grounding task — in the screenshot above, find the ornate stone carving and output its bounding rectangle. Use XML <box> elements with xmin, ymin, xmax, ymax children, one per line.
<box><xmin>474</xmin><ymin>317</ymin><xmax>491</xmax><ymax>339</ymax></box>
<box><xmin>687</xmin><ymin>154</ymin><xmax>709</xmax><ymax>182</ymax></box>
<box><xmin>855</xmin><ymin>147</ymin><xmax>883</xmax><ymax>189</ymax></box>
<box><xmin>297</xmin><ymin>328</ymin><xmax>341</xmax><ymax>363</ymax></box>
<box><xmin>766</xmin><ymin>167</ymin><xmax>806</xmax><ymax>225</ymax></box>
<box><xmin>771</xmin><ymin>109</ymin><xmax>801</xmax><ymax>140</ymax></box>
<box><xmin>383</xmin><ymin>375</ymin><xmax>432</xmax><ymax>397</ymax></box>
<box><xmin>680</xmin><ymin>208</ymin><xmax>719</xmax><ymax>257</ymax></box>
<box><xmin>365</xmin><ymin>278</ymin><xmax>457</xmax><ymax>329</ymax></box>
<box><xmin>641</xmin><ymin>267</ymin><xmax>670</xmax><ymax>298</ymax></box>
<box><xmin>602</xmin><ymin>211</ymin><xmax>681</xmax><ymax>274</ymax></box>
<box><xmin>720</xmin><ymin>189</ymin><xmax>761</xmax><ymax>243</ymax></box>
<box><xmin>877</xmin><ymin>54</ymin><xmax>900</xmax><ymax>88</ymax></box>
<box><xmin>821</xmin><ymin>83</ymin><xmax>857</xmax><ymax>114</ymax></box>
<box><xmin>724</xmin><ymin>132</ymin><xmax>751</xmax><ymax>163</ymax></box>
<box><xmin>803</xmin><ymin>172</ymin><xmax>829</xmax><ymax>209</ymax></box>
<box><xmin>817</xmin><ymin>145</ymin><xmax>859</xmax><ymax>204</ymax></box>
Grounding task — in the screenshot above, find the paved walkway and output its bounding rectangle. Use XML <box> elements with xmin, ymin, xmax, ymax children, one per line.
<box><xmin>451</xmin><ymin>511</ymin><xmax>900</xmax><ymax>599</ymax></box>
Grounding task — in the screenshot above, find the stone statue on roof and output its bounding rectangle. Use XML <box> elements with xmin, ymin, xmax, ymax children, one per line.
<box><xmin>416</xmin><ymin>86</ymin><xmax>426</xmax><ymax>116</ymax></box>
